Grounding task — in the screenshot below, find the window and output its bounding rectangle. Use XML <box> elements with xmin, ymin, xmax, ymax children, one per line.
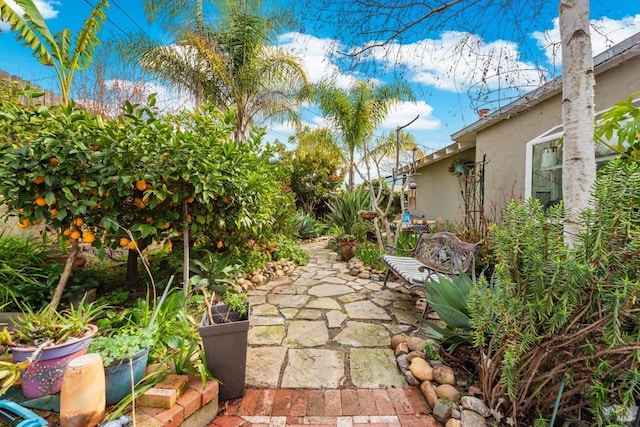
<box><xmin>525</xmin><ymin>99</ymin><xmax>638</xmax><ymax>205</ymax></box>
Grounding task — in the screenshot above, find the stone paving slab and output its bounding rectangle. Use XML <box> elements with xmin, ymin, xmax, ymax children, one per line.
<box><xmin>244</xmin><ymin>240</ymin><xmax>426</xmax><ymax>391</ymax></box>
<box><xmin>281</xmin><ymin>349</ymin><xmax>345</xmax><ymax>388</ymax></box>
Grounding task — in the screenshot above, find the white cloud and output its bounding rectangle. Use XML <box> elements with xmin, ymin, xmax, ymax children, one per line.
<box><xmin>383</xmin><ymin>101</ymin><xmax>441</xmax><ymax>131</ymax></box>
<box><xmin>277</xmin><ymin>32</ymin><xmax>359</xmax><ymax>89</ymax></box>
<box><xmin>532</xmin><ymin>14</ymin><xmax>640</xmax><ymax>65</ymax></box>
<box><xmin>360</xmin><ymin>31</ymin><xmax>547</xmax><ymax>96</ymax></box>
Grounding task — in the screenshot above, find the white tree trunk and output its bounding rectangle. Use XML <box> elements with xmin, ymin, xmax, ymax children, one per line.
<box><xmin>559</xmin><ymin>0</ymin><xmax>596</xmax><ymax>247</ymax></box>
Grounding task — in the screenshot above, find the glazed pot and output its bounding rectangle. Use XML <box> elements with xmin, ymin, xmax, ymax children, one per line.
<box><xmin>11</xmin><ymin>324</ymin><xmax>98</xmax><ymax>398</ymax></box>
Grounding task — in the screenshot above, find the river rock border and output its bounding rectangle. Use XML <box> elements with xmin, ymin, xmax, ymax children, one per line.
<box><xmin>391</xmin><ymin>334</ymin><xmax>491</xmax><ymax>427</ymax></box>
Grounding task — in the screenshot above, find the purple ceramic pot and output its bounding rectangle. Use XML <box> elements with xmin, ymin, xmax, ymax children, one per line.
<box><xmin>10</xmin><ymin>324</ymin><xmax>98</xmax><ymax>362</ymax></box>
<box><xmin>20</xmin><ymin>347</ymin><xmax>88</xmax><ymax>398</ymax></box>
<box><xmin>10</xmin><ymin>324</ymin><xmax>98</xmax><ymax>398</ymax></box>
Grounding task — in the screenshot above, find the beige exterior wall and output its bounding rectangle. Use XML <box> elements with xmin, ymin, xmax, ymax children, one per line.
<box><xmin>411</xmin><ymin>148</ymin><xmax>475</xmax><ymax>221</ymax></box>
<box><xmin>476</xmin><ymin>97</ymin><xmax>560</xmax><ymax>211</ymax></box>
<box><xmin>478</xmin><ymin>54</ymin><xmax>640</xmax><ymax>215</ymax></box>
<box><xmin>414</xmin><ymin>51</ymin><xmax>640</xmax><ymax>224</ymax></box>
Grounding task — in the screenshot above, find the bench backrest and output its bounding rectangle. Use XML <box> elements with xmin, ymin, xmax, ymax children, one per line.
<box><xmin>411</xmin><ymin>231</ymin><xmax>482</xmax><ymax>275</ymax></box>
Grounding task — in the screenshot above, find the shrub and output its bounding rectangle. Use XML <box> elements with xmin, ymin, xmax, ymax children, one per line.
<box><xmin>470</xmin><ymin>160</ymin><xmax>640</xmax><ymax>424</ymax></box>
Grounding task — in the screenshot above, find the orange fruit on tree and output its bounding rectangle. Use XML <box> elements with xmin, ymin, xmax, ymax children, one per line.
<box><xmin>63</xmin><ymin>228</ymin><xmax>72</xmax><ymax>236</ymax></box>
<box><xmin>74</xmin><ymin>218</ymin><xmax>84</xmax><ymax>227</ymax></box>
<box><xmin>49</xmin><ymin>208</ymin><xmax>58</xmax><ymax>218</ymax></box>
<box><xmin>186</xmin><ymin>196</ymin><xmax>195</xmax><ymax>203</ymax></box>
<box><xmin>33</xmin><ymin>175</ymin><xmax>45</xmax><ymax>184</ymax></box>
<box><xmin>134</xmin><ymin>198</ymin><xmax>144</xmax><ymax>209</ymax></box>
<box><xmin>17</xmin><ymin>219</ymin><xmax>30</xmax><ymax>229</ymax></box>
<box><xmin>145</xmin><ymin>183</ymin><xmax>152</xmax><ymax>191</ymax></box>
<box><xmin>186</xmin><ymin>214</ymin><xmax>192</xmax><ymax>223</ymax></box>
<box><xmin>70</xmin><ymin>230</ymin><xmax>81</xmax><ymax>240</ymax></box>
<box><xmin>135</xmin><ymin>180</ymin><xmax>147</xmax><ymax>191</ymax></box>
<box><xmin>128</xmin><ymin>240</ymin><xmax>137</xmax><ymax>250</ymax></box>
<box><xmin>119</xmin><ymin>237</ymin><xmax>130</xmax><ymax>247</ymax></box>
<box><xmin>216</xmin><ymin>240</ymin><xmax>224</xmax><ymax>249</ymax></box>
<box><xmin>50</xmin><ymin>158</ymin><xmax>60</xmax><ymax>166</ymax></box>
<box><xmin>163</xmin><ymin>222</ymin><xmax>170</xmax><ymax>229</ymax></box>
<box><xmin>35</xmin><ymin>197</ymin><xmax>47</xmax><ymax>207</ymax></box>
<box><xmin>165</xmin><ymin>240</ymin><xmax>173</xmax><ymax>251</ymax></box>
<box><xmin>82</xmin><ymin>231</ymin><xmax>95</xmax><ymax>244</ymax></box>
<box><xmin>145</xmin><ymin>217</ymin><xmax>153</xmax><ymax>223</ymax></box>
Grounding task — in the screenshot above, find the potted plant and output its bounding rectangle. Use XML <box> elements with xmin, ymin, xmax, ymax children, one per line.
<box><xmin>198</xmin><ymin>287</ymin><xmax>249</xmax><ymax>401</ymax></box>
<box><xmin>89</xmin><ymin>328</ymin><xmax>154</xmax><ymax>405</ymax></box>
<box><xmin>88</xmin><ymin>277</ymin><xmax>174</xmax><ymax>405</ymax></box>
<box><xmin>8</xmin><ymin>301</ymin><xmax>101</xmax><ymax>398</ymax></box>
<box><xmin>447</xmin><ymin>157</ymin><xmax>473</xmax><ymax>175</ymax></box>
<box><xmin>189</xmin><ymin>251</ymin><xmax>249</xmax><ymax>401</ymax></box>
<box><xmin>338</xmin><ymin>234</ymin><xmax>357</xmax><ymax>261</ymax></box>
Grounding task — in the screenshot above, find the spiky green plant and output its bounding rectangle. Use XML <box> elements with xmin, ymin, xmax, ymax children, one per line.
<box><xmin>469</xmin><ymin>159</ymin><xmax>640</xmax><ymax>424</ymax></box>
<box><xmin>325</xmin><ymin>188</ymin><xmax>369</xmax><ymax>238</ymax></box>
<box><xmin>422</xmin><ymin>272</ymin><xmax>483</xmax><ymax>352</ymax></box>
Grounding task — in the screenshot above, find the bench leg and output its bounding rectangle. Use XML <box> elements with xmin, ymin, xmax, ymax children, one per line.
<box><xmin>382</xmin><ymin>270</ymin><xmax>392</xmax><ymax>289</ymax></box>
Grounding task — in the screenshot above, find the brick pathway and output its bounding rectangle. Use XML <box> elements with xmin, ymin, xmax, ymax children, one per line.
<box><xmin>205</xmin><ymin>241</ymin><xmax>435</xmax><ymax>427</ymax></box>
<box><xmin>210</xmin><ymin>387</ymin><xmax>437</xmax><ymax>426</ymax></box>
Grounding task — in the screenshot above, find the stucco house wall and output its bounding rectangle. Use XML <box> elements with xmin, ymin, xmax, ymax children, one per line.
<box><xmin>412</xmin><ymin>148</ymin><xmax>476</xmax><ymax>220</ymax></box>
<box><xmin>410</xmin><ymin>33</ymin><xmax>640</xmax><ymax>224</ymax></box>
<box><xmin>478</xmin><ymin>52</ymin><xmax>640</xmax><ymax>211</ymax></box>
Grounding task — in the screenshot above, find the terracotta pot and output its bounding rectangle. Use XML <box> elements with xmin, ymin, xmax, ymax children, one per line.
<box><xmin>60</xmin><ymin>353</ymin><xmax>105</xmax><ymax>427</ymax></box>
<box><xmin>339</xmin><ymin>240</ymin><xmax>357</xmax><ymax>261</ymax></box>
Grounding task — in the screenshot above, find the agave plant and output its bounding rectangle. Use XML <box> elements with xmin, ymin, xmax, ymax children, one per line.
<box><xmin>325</xmin><ymin>189</ymin><xmax>369</xmax><ymax>237</ymax></box>
<box><xmin>293</xmin><ymin>211</ymin><xmax>319</xmax><ymax>239</ymax></box>
<box><xmin>422</xmin><ymin>271</ymin><xmax>476</xmax><ymax>352</ymax></box>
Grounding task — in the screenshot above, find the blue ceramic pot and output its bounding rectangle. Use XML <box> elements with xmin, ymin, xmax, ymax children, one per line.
<box><xmin>103</xmin><ymin>347</ymin><xmax>149</xmax><ymax>405</ymax></box>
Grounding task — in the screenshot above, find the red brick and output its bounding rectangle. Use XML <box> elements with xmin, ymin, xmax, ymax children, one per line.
<box><xmin>387</xmin><ymin>388</ymin><xmax>413</xmax><ymax>415</ymax></box>
<box><xmin>324</xmin><ymin>389</ymin><xmax>342</xmax><ymax>416</ymax></box>
<box><xmin>153</xmin><ymin>402</ymin><xmax>184</xmax><ymax>427</ymax></box>
<box><xmin>219</xmin><ymin>396</ymin><xmax>243</xmax><ymax>416</ymax></box>
<box><xmin>286</xmin><ymin>416</ymin><xmax>305</xmax><ymax>424</ymax></box>
<box><xmin>357</xmin><ymin>389</ymin><xmax>378</xmax><ymax>415</ymax></box>
<box><xmin>211</xmin><ymin>415</ymin><xmax>250</xmax><ymax>426</ymax></box>
<box><xmin>289</xmin><ymin>390</ymin><xmax>308</xmax><ymax>416</ymax></box>
<box><xmin>272</xmin><ymin>389</ymin><xmax>293</xmax><ymax>416</ymax></box>
<box><xmin>177</xmin><ymin>387</ymin><xmax>202</xmax><ymax>418</ymax></box>
<box><xmin>138</xmin><ymin>405</ymin><xmax>163</xmax><ymax>417</ymax></box>
<box><xmin>372</xmin><ymin>389</ymin><xmax>395</xmax><ymax>415</ymax></box>
<box><xmin>187</xmin><ymin>374</ymin><xmax>204</xmax><ymax>391</ymax></box>
<box><xmin>403</xmin><ymin>386</ymin><xmax>432</xmax><ymax>415</ymax></box>
<box><xmin>129</xmin><ymin>411</ymin><xmax>163</xmax><ymax>427</ymax></box>
<box><xmin>340</xmin><ymin>389</ymin><xmax>360</xmax><ymax>416</ymax></box>
<box><xmin>306</xmin><ymin>389</ymin><xmax>325</xmax><ymax>416</ymax></box>
<box><xmin>201</xmin><ymin>380</ymin><xmax>219</xmax><ymax>405</ymax></box>
<box><xmin>253</xmin><ymin>389</ymin><xmax>276</xmax><ymax>416</ymax></box>
<box><xmin>398</xmin><ymin>413</ymin><xmax>443</xmax><ymax>427</ymax></box>
<box><xmin>237</xmin><ymin>388</ymin><xmax>262</xmax><ymax>415</ymax></box>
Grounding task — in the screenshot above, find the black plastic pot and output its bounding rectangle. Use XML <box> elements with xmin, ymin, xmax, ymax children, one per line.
<box><xmin>198</xmin><ymin>303</ymin><xmax>250</xmax><ymax>401</ymax></box>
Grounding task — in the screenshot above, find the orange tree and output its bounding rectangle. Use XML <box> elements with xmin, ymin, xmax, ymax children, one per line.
<box><xmin>0</xmin><ymin>94</ymin><xmax>294</xmax><ymax>308</ymax></box>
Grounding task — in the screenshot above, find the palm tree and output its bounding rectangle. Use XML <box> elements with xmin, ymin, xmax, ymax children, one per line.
<box><xmin>125</xmin><ymin>0</ymin><xmax>308</xmax><ymax>142</ymax></box>
<box><xmin>0</xmin><ymin>0</ymin><xmax>108</xmax><ymax>105</ymax></box>
<box><xmin>312</xmin><ymin>79</ymin><xmax>415</xmax><ymax>189</ymax></box>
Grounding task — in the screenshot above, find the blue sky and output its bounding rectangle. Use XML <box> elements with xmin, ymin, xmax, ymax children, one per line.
<box><xmin>1</xmin><ymin>0</ymin><xmax>639</xmax><ymax>158</ymax></box>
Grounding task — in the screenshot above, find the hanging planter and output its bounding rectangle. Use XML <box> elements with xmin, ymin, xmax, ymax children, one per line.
<box><xmin>358</xmin><ymin>210</ymin><xmax>377</xmax><ymax>221</ymax></box>
<box><xmin>447</xmin><ymin>158</ymin><xmax>473</xmax><ymax>175</ymax></box>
